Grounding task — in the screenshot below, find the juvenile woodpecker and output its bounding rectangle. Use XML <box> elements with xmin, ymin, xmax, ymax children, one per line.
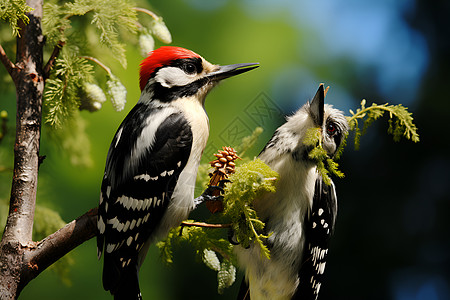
<box><xmin>235</xmin><ymin>84</ymin><xmax>348</xmax><ymax>300</ymax></box>
<box><xmin>96</xmin><ymin>46</ymin><xmax>258</xmax><ymax>299</ymax></box>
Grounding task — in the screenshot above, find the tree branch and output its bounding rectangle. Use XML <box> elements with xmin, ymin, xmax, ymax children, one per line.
<box><xmin>4</xmin><ymin>6</ymin><xmax>45</xmax><ymax>248</ymax></box>
<box><xmin>43</xmin><ymin>40</ymin><xmax>65</xmax><ymax>79</ymax></box>
<box><xmin>20</xmin><ymin>207</ymin><xmax>98</xmax><ymax>289</ymax></box>
<box><xmin>181</xmin><ymin>221</ymin><xmax>232</xmax><ymax>229</ymax></box>
<box><xmin>0</xmin><ymin>44</ymin><xmax>17</xmax><ymax>81</ymax></box>
<box><xmin>0</xmin><ymin>0</ymin><xmax>45</xmax><ymax>297</ymax></box>
<box><xmin>133</xmin><ymin>7</ymin><xmax>159</xmax><ymax>20</ymax></box>
<box><xmin>80</xmin><ymin>56</ymin><xmax>112</xmax><ymax>75</ymax></box>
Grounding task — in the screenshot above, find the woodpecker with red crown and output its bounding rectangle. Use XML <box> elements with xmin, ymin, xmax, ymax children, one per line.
<box><xmin>96</xmin><ymin>46</ymin><xmax>258</xmax><ymax>299</ymax></box>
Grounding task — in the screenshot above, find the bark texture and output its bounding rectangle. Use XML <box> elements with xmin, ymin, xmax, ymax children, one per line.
<box><xmin>0</xmin><ymin>1</ymin><xmax>98</xmax><ymax>298</ymax></box>
<box><xmin>0</xmin><ymin>0</ymin><xmax>45</xmax><ymax>298</ymax></box>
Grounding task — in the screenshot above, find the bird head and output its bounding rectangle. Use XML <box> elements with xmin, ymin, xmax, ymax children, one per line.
<box><xmin>139</xmin><ymin>46</ymin><xmax>258</xmax><ymax>104</ymax></box>
<box><xmin>308</xmin><ymin>84</ymin><xmax>348</xmax><ymax>157</ymax></box>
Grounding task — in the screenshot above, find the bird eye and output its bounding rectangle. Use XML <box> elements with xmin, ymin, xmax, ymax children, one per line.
<box><xmin>327</xmin><ymin>122</ymin><xmax>337</xmax><ymax>135</ymax></box>
<box><xmin>184</xmin><ymin>63</ymin><xmax>197</xmax><ymax>74</ymax></box>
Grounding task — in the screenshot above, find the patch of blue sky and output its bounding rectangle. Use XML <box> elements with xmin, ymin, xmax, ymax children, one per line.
<box><xmin>240</xmin><ymin>0</ymin><xmax>429</xmax><ymax>107</ymax></box>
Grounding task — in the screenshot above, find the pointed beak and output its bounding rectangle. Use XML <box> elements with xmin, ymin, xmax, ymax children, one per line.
<box><xmin>310</xmin><ymin>84</ymin><xmax>325</xmax><ymax>126</ymax></box>
<box><xmin>207</xmin><ymin>63</ymin><xmax>259</xmax><ymax>81</ymax></box>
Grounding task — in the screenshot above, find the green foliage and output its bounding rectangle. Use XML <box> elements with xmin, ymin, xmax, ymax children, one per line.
<box><xmin>0</xmin><ymin>0</ymin><xmax>33</xmax><ymax>37</ymax></box>
<box><xmin>304</xmin><ymin>127</ymin><xmax>344</xmax><ymax>185</ymax></box>
<box><xmin>39</xmin><ymin>1</ymin><xmax>173</xmax><ymax>165</ymax></box>
<box><xmin>348</xmin><ymin>99</ymin><xmax>420</xmax><ymax>149</ymax></box>
<box><xmin>159</xmin><ymin>129</ymin><xmax>279</xmax><ymax>293</ymax></box>
<box><xmin>44</xmin><ymin>52</ymin><xmax>94</xmax><ymax>128</ymax></box>
<box><xmin>43</xmin><ymin>0</ymin><xmax>137</xmax><ymax>67</ymax></box>
<box><xmin>89</xmin><ymin>0</ymin><xmax>137</xmax><ymax>67</ymax></box>
<box><xmin>157</xmin><ymin>221</ymin><xmax>236</xmax><ymax>293</ymax></box>
<box><xmin>42</xmin><ymin>0</ymin><xmax>138</xmax><ymax>126</ymax></box>
<box><xmin>158</xmin><ymin>224</ymin><xmax>234</xmax><ymax>265</ymax></box>
<box><xmin>158</xmin><ymin>156</ymin><xmax>278</xmax><ymax>293</ymax></box>
<box><xmin>222</xmin><ymin>159</ymin><xmax>278</xmax><ymax>257</ymax></box>
<box><xmin>1</xmin><ymin>1</ymin><xmax>168</xmax><ymax>186</ymax></box>
<box><xmin>195</xmin><ymin>127</ymin><xmax>265</xmax><ymax>196</ymax></box>
<box><xmin>304</xmin><ymin>99</ymin><xmax>419</xmax><ymax>185</ymax></box>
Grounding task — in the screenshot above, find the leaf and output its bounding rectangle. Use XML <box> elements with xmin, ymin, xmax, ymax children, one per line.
<box><xmin>0</xmin><ymin>0</ymin><xmax>33</xmax><ymax>37</ymax></box>
<box><xmin>89</xmin><ymin>0</ymin><xmax>137</xmax><ymax>67</ymax></box>
<box><xmin>302</xmin><ymin>127</ymin><xmax>322</xmax><ymax>147</ymax></box>
<box><xmin>42</xmin><ymin>3</ymin><xmax>70</xmax><ymax>43</ymax></box>
<box><xmin>158</xmin><ymin>132</ymin><xmax>277</xmax><ymax>294</ymax></box>
<box><xmin>44</xmin><ymin>52</ymin><xmax>94</xmax><ymax>128</ymax></box>
<box><xmin>347</xmin><ymin>102</ymin><xmax>420</xmax><ymax>149</ymax></box>
<box><xmin>43</xmin><ymin>0</ymin><xmax>138</xmax><ymax>67</ymax></box>
<box><xmin>223</xmin><ymin>159</ymin><xmax>278</xmax><ymax>259</ymax></box>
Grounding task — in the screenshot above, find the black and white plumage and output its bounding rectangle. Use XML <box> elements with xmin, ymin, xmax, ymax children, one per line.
<box><xmin>96</xmin><ymin>46</ymin><xmax>258</xmax><ymax>299</ymax></box>
<box><xmin>235</xmin><ymin>84</ymin><xmax>348</xmax><ymax>300</ymax></box>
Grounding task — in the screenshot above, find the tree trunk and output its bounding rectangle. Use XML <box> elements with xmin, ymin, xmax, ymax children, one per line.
<box><xmin>0</xmin><ymin>0</ymin><xmax>45</xmax><ymax>298</ymax></box>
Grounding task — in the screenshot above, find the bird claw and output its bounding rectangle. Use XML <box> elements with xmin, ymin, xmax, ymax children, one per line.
<box><xmin>218</xmin><ymin>179</ymin><xmax>231</xmax><ymax>185</ymax></box>
<box><xmin>193</xmin><ymin>186</ymin><xmax>224</xmax><ymax>208</ymax></box>
<box><xmin>205</xmin><ymin>185</ymin><xmax>225</xmax><ymax>194</ymax></box>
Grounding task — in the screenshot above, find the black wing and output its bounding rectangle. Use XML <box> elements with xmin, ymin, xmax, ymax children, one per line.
<box><xmin>96</xmin><ymin>104</ymin><xmax>193</xmax><ymax>297</ymax></box>
<box><xmin>294</xmin><ymin>176</ymin><xmax>338</xmax><ymax>300</ymax></box>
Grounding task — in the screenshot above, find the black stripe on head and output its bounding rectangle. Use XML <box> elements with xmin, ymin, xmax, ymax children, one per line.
<box><xmin>148</xmin><ymin>57</ymin><xmax>209</xmax><ymax>102</ymax></box>
<box><xmin>169</xmin><ymin>57</ymin><xmax>204</xmax><ymax>75</ymax></box>
<box><xmin>151</xmin><ymin>77</ymin><xmax>209</xmax><ymax>102</ymax></box>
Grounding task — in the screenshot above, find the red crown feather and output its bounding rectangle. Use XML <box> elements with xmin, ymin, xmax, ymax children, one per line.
<box><xmin>139</xmin><ymin>46</ymin><xmax>201</xmax><ymax>91</ymax></box>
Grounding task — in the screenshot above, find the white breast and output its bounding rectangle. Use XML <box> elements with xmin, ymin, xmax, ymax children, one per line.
<box><xmin>235</xmin><ymin>151</ymin><xmax>317</xmax><ymax>300</ymax></box>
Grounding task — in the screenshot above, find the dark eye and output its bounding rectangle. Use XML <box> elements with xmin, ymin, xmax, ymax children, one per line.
<box><xmin>327</xmin><ymin>122</ymin><xmax>337</xmax><ymax>135</ymax></box>
<box><xmin>184</xmin><ymin>63</ymin><xmax>197</xmax><ymax>74</ymax></box>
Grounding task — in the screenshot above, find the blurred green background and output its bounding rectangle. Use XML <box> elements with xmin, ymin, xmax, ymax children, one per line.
<box><xmin>1</xmin><ymin>0</ymin><xmax>449</xmax><ymax>299</ymax></box>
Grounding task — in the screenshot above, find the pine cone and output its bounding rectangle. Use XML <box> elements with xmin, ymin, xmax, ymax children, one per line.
<box><xmin>206</xmin><ymin>147</ymin><xmax>240</xmax><ymax>213</ymax></box>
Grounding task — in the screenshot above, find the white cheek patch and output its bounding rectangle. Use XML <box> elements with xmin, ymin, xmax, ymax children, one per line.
<box><xmin>155</xmin><ymin>67</ymin><xmax>197</xmax><ymax>88</ymax></box>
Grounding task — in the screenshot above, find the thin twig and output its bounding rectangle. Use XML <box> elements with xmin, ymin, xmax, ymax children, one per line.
<box><xmin>0</xmin><ymin>44</ymin><xmax>17</xmax><ymax>79</ymax></box>
<box><xmin>43</xmin><ymin>40</ymin><xmax>65</xmax><ymax>79</ymax></box>
<box><xmin>133</xmin><ymin>7</ymin><xmax>159</xmax><ymax>20</ymax></box>
<box><xmin>181</xmin><ymin>221</ymin><xmax>232</xmax><ymax>229</ymax></box>
<box><xmin>80</xmin><ymin>56</ymin><xmax>112</xmax><ymax>75</ymax></box>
